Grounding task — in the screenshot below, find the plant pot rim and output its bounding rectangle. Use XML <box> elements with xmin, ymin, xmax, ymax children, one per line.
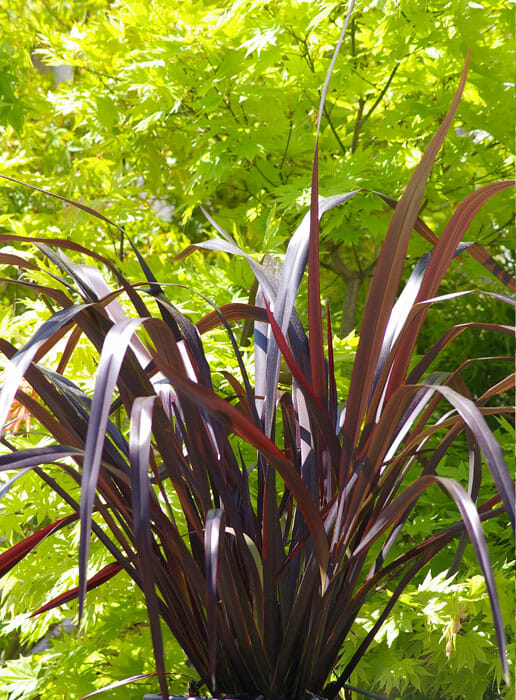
<box><xmin>143</xmin><ymin>696</ymin><xmax>252</xmax><ymax>700</ymax></box>
<box><xmin>142</xmin><ymin>696</ymin><xmax>326</xmax><ymax>700</ymax></box>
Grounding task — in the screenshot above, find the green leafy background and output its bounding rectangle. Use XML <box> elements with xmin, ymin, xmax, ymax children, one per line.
<box><xmin>0</xmin><ymin>0</ymin><xmax>513</xmax><ymax>698</ymax></box>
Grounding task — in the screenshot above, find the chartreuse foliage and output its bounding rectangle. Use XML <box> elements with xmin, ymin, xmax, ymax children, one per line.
<box><xmin>0</xmin><ymin>0</ymin><xmax>513</xmax><ymax>333</ymax></box>
<box><xmin>0</xmin><ymin>11</ymin><xmax>514</xmax><ymax>697</ymax></box>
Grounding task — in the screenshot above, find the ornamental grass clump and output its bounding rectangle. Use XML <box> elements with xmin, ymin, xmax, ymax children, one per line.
<box><xmin>0</xmin><ymin>14</ymin><xmax>514</xmax><ymax>700</ymax></box>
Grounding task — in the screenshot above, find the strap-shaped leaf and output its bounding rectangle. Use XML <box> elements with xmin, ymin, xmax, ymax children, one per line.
<box><xmin>352</xmin><ymin>474</ymin><xmax>509</xmax><ymax>683</ymax></box>
<box><xmin>0</xmin><ymin>444</ymin><xmax>83</xmax><ymax>474</ymax></box>
<box><xmin>0</xmin><ymin>173</ymin><xmax>126</xmax><ymax>241</ymax></box>
<box><xmin>340</xmin><ymin>52</ymin><xmax>471</xmax><ymax>483</ymax></box>
<box><xmin>263</xmin><ymin>297</ymin><xmax>340</xmax><ymax>468</ymax></box>
<box><xmin>0</xmin><ymin>304</ymin><xmax>88</xmax><ymax>437</ymax></box>
<box><xmin>0</xmin><ymin>511</ymin><xmax>78</xmax><ymax>577</ymax></box>
<box><xmin>205</xmin><ymin>508</ymin><xmax>223</xmax><ymax>692</ymax></box>
<box><xmin>129</xmin><ymin>395</ymin><xmax>168</xmax><ymax>699</ymax></box>
<box><xmin>376</xmin><ymin>191</ymin><xmax>516</xmax><ymax>292</ymax></box>
<box><xmin>150</xmin><ymin>348</ymin><xmax>330</xmax><ymax>583</ymax></box>
<box><xmin>431</xmin><ymin>384</ymin><xmax>515</xmax><ymax>529</ymax></box>
<box><xmin>31</xmin><ymin>562</ymin><xmax>122</xmax><ymax>617</ymax></box>
<box><xmin>384</xmin><ymin>180</ymin><xmax>514</xmax><ymax>399</ymax></box>
<box><xmin>305</xmin><ymin>0</ymin><xmax>356</xmax><ymax>404</ymax></box>
<box><xmin>78</xmin><ymin>317</ymin><xmax>145</xmax><ymax>620</ymax></box>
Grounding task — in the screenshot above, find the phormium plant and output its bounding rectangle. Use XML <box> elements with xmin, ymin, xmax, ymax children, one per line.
<box><xmin>0</xmin><ymin>10</ymin><xmax>514</xmax><ymax>700</ymax></box>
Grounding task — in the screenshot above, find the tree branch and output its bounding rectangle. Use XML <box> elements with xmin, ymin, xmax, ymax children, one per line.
<box><xmin>351</xmin><ymin>97</ymin><xmax>365</xmax><ymax>153</ymax></box>
<box><xmin>352</xmin><ymin>62</ymin><xmax>401</xmax><ymax>152</ymax></box>
<box><xmin>362</xmin><ymin>62</ymin><xmax>400</xmax><ymax>125</ymax></box>
<box><xmin>323</xmin><ymin>104</ymin><xmax>347</xmax><ymax>155</ymax></box>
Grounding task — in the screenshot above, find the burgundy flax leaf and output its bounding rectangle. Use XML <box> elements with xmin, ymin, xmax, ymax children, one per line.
<box><xmin>7</xmin><ymin>383</ymin><xmax>83</xmax><ymax>450</ymax></box>
<box><xmin>353</xmin><ymin>474</ymin><xmax>510</xmax><ymax>683</ymax></box>
<box><xmin>124</xmin><ymin>233</ymin><xmax>183</xmax><ymax>340</ymax></box>
<box><xmin>376</xmin><ymin>191</ymin><xmax>516</xmax><ymax>292</ymax></box>
<box><xmin>339</xmin><ymin>382</ymin><xmax>439</xmax><ymax>543</ymax></box>
<box><xmin>196</xmin><ymin>303</ymin><xmax>268</xmax><ymax>335</ymax></box>
<box><xmin>205</xmin><ymin>508</ymin><xmax>224</xmax><ymax>692</ymax></box>
<box><xmin>31</xmin><ymin>562</ymin><xmax>122</xmax><ymax>616</ymax></box>
<box><xmin>56</xmin><ymin>325</ymin><xmax>83</xmax><ymax>375</ymax></box>
<box><xmin>0</xmin><ymin>304</ymin><xmax>89</xmax><ymax>437</ymax></box>
<box><xmin>366</xmin><ymin>290</ymin><xmax>514</xmax><ymax>433</ymax></box>
<box><xmin>78</xmin><ymin>317</ymin><xmax>146</xmax><ymax>622</ymax></box>
<box><xmin>308</xmin><ymin>52</ymin><xmax>356</xmax><ymax>402</ymax></box>
<box><xmin>0</xmin><ymin>275</ymin><xmax>73</xmax><ymax>309</ymax></box>
<box><xmin>263</xmin><ymin>296</ymin><xmax>340</xmax><ymax>465</ymax></box>
<box><xmin>0</xmin><ymin>512</ymin><xmax>78</xmax><ymax>577</ymax></box>
<box><xmin>150</xmin><ymin>350</ymin><xmax>330</xmax><ymax>582</ymax></box>
<box><xmin>37</xmin><ymin>248</ymin><xmax>155</xmax><ymax>364</ymax></box>
<box><xmin>0</xmin><ymin>253</ymin><xmax>39</xmax><ymax>270</ymax></box>
<box><xmin>368</xmin><ymin>419</ymin><xmax>482</xmax><ymax>581</ymax></box>
<box><xmin>477</xmin><ymin>372</ymin><xmax>515</xmax><ymax>403</ymax></box>
<box><xmin>0</xmin><ymin>233</ymin><xmax>151</xmax><ymax>318</ymax></box>
<box><xmin>428</xmin><ymin>384</ymin><xmax>515</xmax><ymax>529</ymax></box>
<box><xmin>197</xmin><ymin>191</ymin><xmax>359</xmax><ymax>435</ymax></box>
<box><xmin>406</xmin><ymin>318</ymin><xmax>514</xmax><ymax>385</ymax></box>
<box><xmin>0</xmin><ymin>445</ymin><xmax>84</xmax><ymax>474</ymax></box>
<box><xmin>222</xmin><ymin>371</ymin><xmax>254</xmax><ymax>421</ymax></box>
<box><xmin>155</xmin><ymin>286</ymin><xmax>260</xmax><ymax>426</ymax></box>
<box><xmin>348</xmin><ymin>503</ymin><xmax>510</xmax><ymax>689</ymax></box>
<box><xmin>365</xmin><ymin>498</ymin><xmax>506</xmax><ymax>596</ymax></box>
<box><xmin>0</xmin><ymin>173</ymin><xmax>125</xmax><ymax>235</ymax></box>
<box><xmin>214</xmin><ymin>543</ymin><xmax>270</xmax><ymax>690</ymax></box>
<box><xmin>448</xmin><ymin>428</ymin><xmax>482</xmax><ymax>576</ymax></box>
<box><xmin>129</xmin><ymin>395</ymin><xmax>169</xmax><ymax>700</ymax></box>
<box><xmin>308</xmin><ymin>141</ymin><xmax>325</xmax><ymax>406</ymax></box>
<box><xmin>262</xmin><ymin>193</ymin><xmax>361</xmax><ymax>435</ymax></box>
<box><xmin>422</xmin><ymin>185</ymin><xmax>516</xmax><ymax>291</ymax></box>
<box><xmin>327</xmin><ymin>304</ymin><xmax>338</xmax><ymax>429</ymax></box>
<box><xmin>384</xmin><ymin>179</ymin><xmax>515</xmax><ymax>400</ymax></box>
<box><xmin>154</xmin><ymin>295</ymin><xmax>212</xmax><ymax>387</ymax></box>
<box><xmin>340</xmin><ymin>51</ymin><xmax>471</xmax><ymax>483</ymax></box>
<box><xmin>374</xmin><ymin>243</ymin><xmax>470</xmax><ymax>390</ymax></box>
<box><xmin>262</xmin><ymin>461</ymin><xmax>281</xmax><ymax>665</ymax></box>
<box><xmin>195</xmin><ymin>213</ymin><xmax>277</xmax><ymax>300</ymax></box>
<box><xmin>79</xmin><ymin>673</ymin><xmax>165</xmax><ymax>699</ymax></box>
<box><xmin>326</xmin><ymin>552</ymin><xmax>433</xmax><ymax>699</ymax></box>
<box><xmin>35</xmin><ymin>243</ymin><xmax>101</xmax><ymax>302</ymax></box>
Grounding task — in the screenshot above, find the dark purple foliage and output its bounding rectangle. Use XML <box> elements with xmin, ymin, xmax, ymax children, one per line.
<box><xmin>0</xmin><ymin>17</ymin><xmax>514</xmax><ymax>700</ymax></box>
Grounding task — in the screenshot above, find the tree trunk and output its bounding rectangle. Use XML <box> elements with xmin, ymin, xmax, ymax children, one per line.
<box><xmin>339</xmin><ymin>275</ymin><xmax>360</xmax><ymax>338</ymax></box>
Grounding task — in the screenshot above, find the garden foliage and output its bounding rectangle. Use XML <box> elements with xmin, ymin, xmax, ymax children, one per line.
<box><xmin>0</xmin><ymin>12</ymin><xmax>514</xmax><ymax>696</ymax></box>
<box><xmin>0</xmin><ymin>0</ymin><xmax>513</xmax><ymax>335</ymax></box>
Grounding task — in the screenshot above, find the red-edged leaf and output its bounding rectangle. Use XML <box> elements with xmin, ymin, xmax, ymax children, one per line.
<box><xmin>385</xmin><ymin>180</ymin><xmax>515</xmax><ymax>399</ymax></box>
<box><xmin>205</xmin><ymin>508</ymin><xmax>223</xmax><ymax>692</ymax></box>
<box><xmin>0</xmin><ymin>305</ymin><xmax>89</xmax><ymax>437</ymax></box>
<box><xmin>0</xmin><ymin>174</ymin><xmax>125</xmax><ymax>235</ymax></box>
<box><xmin>430</xmin><ymin>384</ymin><xmax>515</xmax><ymax>529</ymax></box>
<box><xmin>31</xmin><ymin>561</ymin><xmax>122</xmax><ymax>616</ymax></box>
<box><xmin>376</xmin><ymin>192</ymin><xmax>516</xmax><ymax>292</ymax></box>
<box><xmin>0</xmin><ymin>445</ymin><xmax>84</xmax><ymax>473</ymax></box>
<box><xmin>78</xmin><ymin>317</ymin><xmax>145</xmax><ymax>621</ymax></box>
<box><xmin>340</xmin><ymin>52</ymin><xmax>471</xmax><ymax>483</ymax></box>
<box><xmin>151</xmin><ymin>347</ymin><xmax>330</xmax><ymax>582</ymax></box>
<box><xmin>129</xmin><ymin>395</ymin><xmax>169</xmax><ymax>700</ymax></box>
<box><xmin>353</xmin><ymin>475</ymin><xmax>509</xmax><ymax>683</ymax></box>
<box><xmin>79</xmin><ymin>673</ymin><xmax>161</xmax><ymax>699</ymax></box>
<box><xmin>197</xmin><ymin>303</ymin><xmax>268</xmax><ymax>335</ymax></box>
<box><xmin>263</xmin><ymin>297</ymin><xmax>341</xmax><ymax>468</ymax></box>
<box><xmin>307</xmin><ymin>1</ymin><xmax>355</xmax><ymax>407</ymax></box>
<box><xmin>0</xmin><ymin>513</ymin><xmax>78</xmax><ymax>577</ymax></box>
<box><xmin>0</xmin><ymin>253</ymin><xmax>39</xmax><ymax>270</ymax></box>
